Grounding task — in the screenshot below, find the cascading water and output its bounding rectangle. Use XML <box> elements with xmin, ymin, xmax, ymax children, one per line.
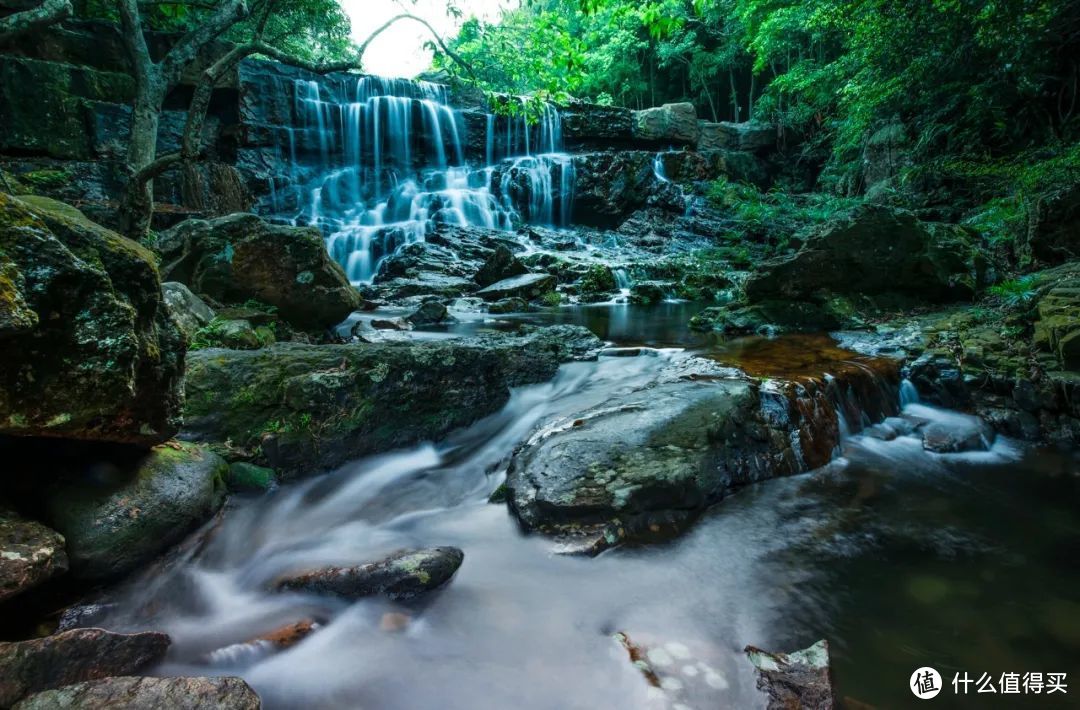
<box><xmin>276</xmin><ymin>76</ymin><xmax>576</xmax><ymax>284</ymax></box>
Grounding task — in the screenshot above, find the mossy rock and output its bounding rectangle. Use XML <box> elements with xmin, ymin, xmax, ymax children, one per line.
<box><xmin>157</xmin><ymin>213</ymin><xmax>359</xmax><ymax>331</ymax></box>
<box><xmin>226</xmin><ymin>462</ymin><xmax>276</xmax><ymax>492</ymax></box>
<box><xmin>45</xmin><ymin>442</ymin><xmax>228</xmax><ymax>581</ymax></box>
<box><xmin>0</xmin><ymin>194</ymin><xmax>183</xmax><ymax>444</ymax></box>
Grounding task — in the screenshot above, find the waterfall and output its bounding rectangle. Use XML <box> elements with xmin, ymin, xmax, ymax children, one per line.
<box><xmin>281</xmin><ymin>77</ymin><xmax>576</xmax><ymax>284</ymax></box>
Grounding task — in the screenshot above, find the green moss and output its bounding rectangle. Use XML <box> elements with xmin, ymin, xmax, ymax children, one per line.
<box><xmin>540</xmin><ymin>291</ymin><xmax>563</xmax><ymax>307</ymax></box>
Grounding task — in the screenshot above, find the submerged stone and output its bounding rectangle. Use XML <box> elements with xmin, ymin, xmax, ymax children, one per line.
<box><xmin>274</xmin><ymin>547</ymin><xmax>464</xmax><ymax>600</ymax></box>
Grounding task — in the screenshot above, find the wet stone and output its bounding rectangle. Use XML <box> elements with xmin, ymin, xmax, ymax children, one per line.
<box><xmin>273</xmin><ymin>547</ymin><xmax>464</xmax><ymax>600</ymax></box>
<box><xmin>0</xmin><ymin>629</ymin><xmax>171</xmax><ymax>707</ymax></box>
<box><xmin>745</xmin><ymin>639</ymin><xmax>835</xmax><ymax>710</ymax></box>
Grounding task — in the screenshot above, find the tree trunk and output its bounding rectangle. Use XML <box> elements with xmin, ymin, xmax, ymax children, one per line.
<box><xmin>118</xmin><ymin>81</ymin><xmax>164</xmax><ymax>239</ymax></box>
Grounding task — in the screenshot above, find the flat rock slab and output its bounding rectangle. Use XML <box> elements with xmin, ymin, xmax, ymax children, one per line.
<box><xmin>13</xmin><ymin>676</ymin><xmax>260</xmax><ymax>710</ymax></box>
<box><xmin>475</xmin><ymin>273</ymin><xmax>556</xmax><ymax>301</ymax></box>
<box><xmin>745</xmin><ymin>639</ymin><xmax>835</xmax><ymax>710</ymax></box>
<box><xmin>0</xmin><ymin>510</ymin><xmax>67</xmax><ymax>603</ymax></box>
<box><xmin>0</xmin><ymin>629</ymin><xmax>170</xmax><ymax>707</ymax></box>
<box><xmin>274</xmin><ymin>547</ymin><xmax>464</xmax><ymax>601</ymax></box>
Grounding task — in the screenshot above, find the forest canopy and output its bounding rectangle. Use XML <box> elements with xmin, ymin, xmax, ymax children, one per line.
<box><xmin>434</xmin><ymin>0</ymin><xmax>1080</xmax><ymax>195</ymax></box>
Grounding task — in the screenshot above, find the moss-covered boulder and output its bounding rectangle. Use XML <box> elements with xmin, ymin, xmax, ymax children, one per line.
<box><xmin>44</xmin><ymin>442</ymin><xmax>227</xmax><ymax>581</ymax></box>
<box><xmin>744</xmin><ymin>205</ymin><xmax>987</xmax><ymax>303</ymax></box>
<box><xmin>183</xmin><ymin>326</ymin><xmax>602</xmax><ymax>476</ymax></box>
<box><xmin>157</xmin><ymin>213</ymin><xmax>360</xmax><ymax>331</ymax></box>
<box><xmin>0</xmin><ymin>194</ymin><xmax>183</xmax><ymax>444</ymax></box>
<box><xmin>1027</xmin><ymin>184</ymin><xmax>1080</xmax><ymax>264</ymax></box>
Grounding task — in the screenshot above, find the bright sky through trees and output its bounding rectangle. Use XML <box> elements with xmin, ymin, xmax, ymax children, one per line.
<box><xmin>341</xmin><ymin>0</ymin><xmax>510</xmax><ymax>77</ymax></box>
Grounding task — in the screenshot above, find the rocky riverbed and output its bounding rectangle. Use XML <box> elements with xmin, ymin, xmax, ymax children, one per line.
<box><xmin>1</xmin><ymin>27</ymin><xmax>1079</xmax><ymax>709</ymax></box>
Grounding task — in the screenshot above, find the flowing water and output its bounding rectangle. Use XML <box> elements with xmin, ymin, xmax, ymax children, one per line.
<box><xmin>275</xmin><ymin>76</ymin><xmax>576</xmax><ymax>284</ymax></box>
<box><xmin>94</xmin><ymin>306</ymin><xmax>1080</xmax><ymax>709</ymax></box>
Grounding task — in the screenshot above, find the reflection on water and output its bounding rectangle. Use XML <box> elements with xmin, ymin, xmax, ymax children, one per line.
<box><xmin>96</xmin><ymin>313</ymin><xmax>1080</xmax><ymax>708</ymax></box>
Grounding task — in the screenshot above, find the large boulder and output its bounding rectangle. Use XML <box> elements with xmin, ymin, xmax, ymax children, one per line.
<box><xmin>0</xmin><ymin>194</ymin><xmax>183</xmax><ymax>445</ymax></box>
<box><xmin>13</xmin><ymin>676</ymin><xmax>260</xmax><ymax>710</ymax></box>
<box><xmin>1027</xmin><ymin>184</ymin><xmax>1080</xmax><ymax>264</ymax></box>
<box><xmin>744</xmin><ymin>205</ymin><xmax>987</xmax><ymax>303</ymax></box>
<box><xmin>633</xmin><ymin>102</ymin><xmax>700</xmax><ymax>145</ymax></box>
<box><xmin>474</xmin><ymin>244</ymin><xmax>528</xmax><ymax>287</ymax></box>
<box><xmin>1033</xmin><ymin>270</ymin><xmax>1080</xmax><ymax>370</ymax></box>
<box><xmin>698</xmin><ymin>121</ymin><xmax>776</xmax><ymax>153</ymax></box>
<box><xmin>44</xmin><ymin>442</ymin><xmax>227</xmax><ymax>581</ymax></box>
<box><xmin>182</xmin><ymin>326</ymin><xmax>602</xmax><ymax>476</ymax></box>
<box><xmin>0</xmin><ymin>509</ymin><xmax>67</xmax><ymax>603</ymax></box>
<box><xmin>274</xmin><ymin>547</ymin><xmax>464</xmax><ymax>600</ymax></box>
<box><xmin>506</xmin><ymin>351</ymin><xmax>898</xmax><ymax>550</ymax></box>
<box><xmin>0</xmin><ymin>629</ymin><xmax>170</xmax><ymax>707</ymax></box>
<box><xmin>157</xmin><ymin>213</ymin><xmax>360</xmax><ymax>330</ymax></box>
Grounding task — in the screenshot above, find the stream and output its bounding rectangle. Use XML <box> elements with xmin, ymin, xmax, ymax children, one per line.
<box><xmin>93</xmin><ymin>303</ymin><xmax>1080</xmax><ymax>709</ymax></box>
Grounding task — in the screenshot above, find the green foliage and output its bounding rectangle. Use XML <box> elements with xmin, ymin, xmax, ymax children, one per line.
<box><xmin>988</xmin><ymin>276</ymin><xmax>1039</xmax><ymax>307</ymax></box>
<box><xmin>74</xmin><ymin>0</ymin><xmax>355</xmax><ymax>63</ymax></box>
<box><xmin>540</xmin><ymin>291</ymin><xmax>563</xmax><ymax>307</ymax></box>
<box><xmin>439</xmin><ymin>0</ymin><xmax>1079</xmax><ymax>197</ymax></box>
<box><xmin>707</xmin><ymin>177</ymin><xmax>859</xmax><ymax>248</ymax></box>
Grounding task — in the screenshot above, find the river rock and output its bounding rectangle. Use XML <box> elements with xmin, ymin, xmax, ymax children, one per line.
<box><xmin>506</xmin><ymin>350</ymin><xmax>898</xmax><ymax>549</ymax></box>
<box><xmin>0</xmin><ymin>193</ymin><xmax>183</xmax><ymax>445</ymax></box>
<box><xmin>13</xmin><ymin>676</ymin><xmax>260</xmax><ymax>710</ymax></box>
<box><xmin>475</xmin><ymin>273</ymin><xmax>556</xmax><ymax>301</ymax></box>
<box><xmin>0</xmin><ymin>509</ymin><xmax>67</xmax><ymax>603</ymax></box>
<box><xmin>633</xmin><ymin>102</ymin><xmax>700</xmax><ymax>145</ymax></box>
<box><xmin>182</xmin><ymin>326</ymin><xmax>602</xmax><ymax>476</ymax></box>
<box><xmin>488</xmin><ymin>297</ymin><xmax>529</xmax><ymax>314</ymax></box>
<box><xmin>744</xmin><ymin>204</ymin><xmax>987</xmax><ymax>303</ymax></box>
<box><xmin>44</xmin><ymin>442</ymin><xmax>228</xmax><ymax>581</ymax></box>
<box><xmin>474</xmin><ymin>244</ymin><xmax>528</xmax><ymax>287</ymax></box>
<box><xmin>226</xmin><ymin>462</ymin><xmax>276</xmax><ymax>492</ymax></box>
<box><xmin>274</xmin><ymin>547</ymin><xmax>464</xmax><ymax>600</ymax></box>
<box><xmin>506</xmin><ymin>371</ymin><xmax>794</xmax><ymax>544</ymax></box>
<box><xmin>406</xmin><ymin>300</ymin><xmax>453</xmax><ymax>326</ymax></box>
<box><xmin>161</xmin><ymin>281</ymin><xmax>215</xmax><ymax>342</ymax></box>
<box><xmin>745</xmin><ymin>640</ymin><xmax>835</xmax><ymax>710</ymax></box>
<box><xmin>0</xmin><ymin>629</ymin><xmax>170</xmax><ymax>707</ymax></box>
<box><xmin>157</xmin><ymin>213</ymin><xmax>359</xmax><ymax>331</ymax></box>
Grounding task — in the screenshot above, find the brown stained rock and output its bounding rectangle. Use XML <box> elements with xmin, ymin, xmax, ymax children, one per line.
<box><xmin>251</xmin><ymin>619</ymin><xmax>318</xmax><ymax>650</ymax></box>
<box><xmin>273</xmin><ymin>547</ymin><xmax>464</xmax><ymax>601</ymax></box>
<box><xmin>746</xmin><ymin>639</ymin><xmax>836</xmax><ymax>710</ymax></box>
<box><xmin>12</xmin><ymin>676</ymin><xmax>260</xmax><ymax>710</ymax></box>
<box><xmin>0</xmin><ymin>629</ymin><xmax>170</xmax><ymax>707</ymax></box>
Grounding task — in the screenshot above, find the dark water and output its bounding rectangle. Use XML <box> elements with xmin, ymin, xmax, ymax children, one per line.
<box><xmin>100</xmin><ymin>304</ymin><xmax>1078</xmax><ymax>708</ymax></box>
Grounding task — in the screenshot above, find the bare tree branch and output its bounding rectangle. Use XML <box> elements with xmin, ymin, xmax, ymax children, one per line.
<box><xmin>356</xmin><ymin>13</ymin><xmax>475</xmax><ymax>80</ymax></box>
<box><xmin>0</xmin><ymin>0</ymin><xmax>72</xmax><ymax>44</ymax></box>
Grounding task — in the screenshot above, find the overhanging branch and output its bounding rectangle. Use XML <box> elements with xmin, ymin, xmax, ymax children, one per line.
<box><xmin>0</xmin><ymin>0</ymin><xmax>72</xmax><ymax>44</ymax></box>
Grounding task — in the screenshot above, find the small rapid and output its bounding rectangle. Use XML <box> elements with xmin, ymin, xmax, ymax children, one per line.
<box><xmin>85</xmin><ymin>324</ymin><xmax>1078</xmax><ymax>710</ymax></box>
